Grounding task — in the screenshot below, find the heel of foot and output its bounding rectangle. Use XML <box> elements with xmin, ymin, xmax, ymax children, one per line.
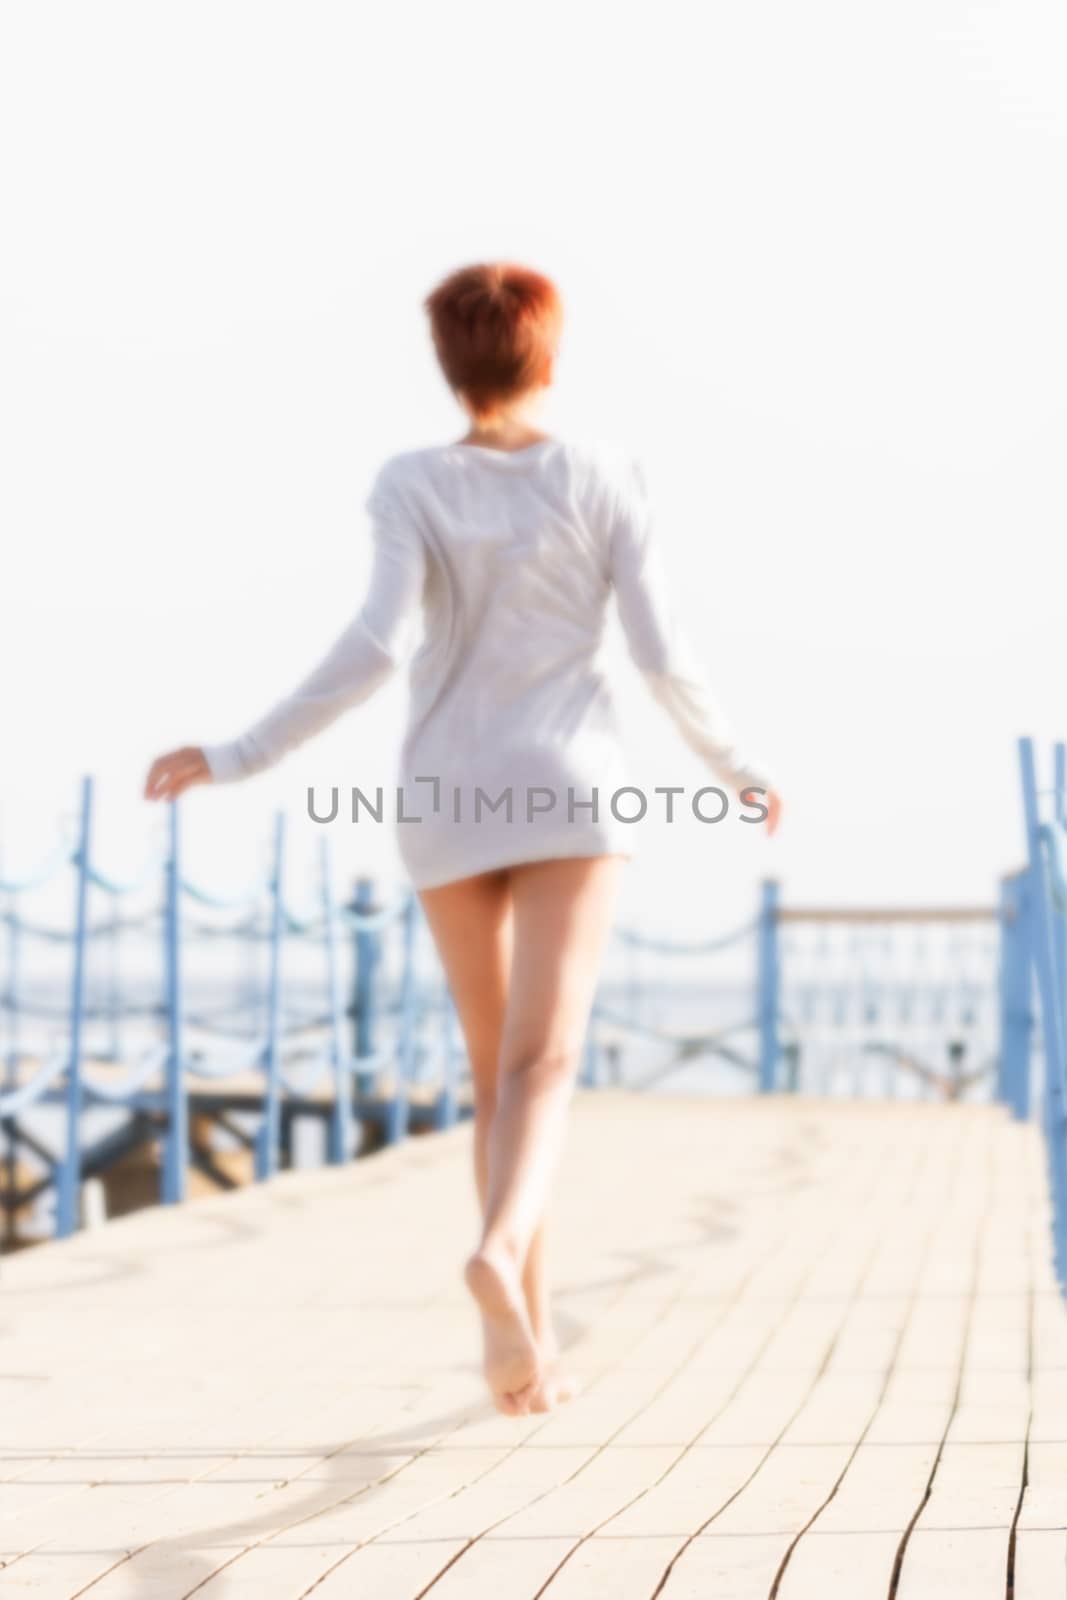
<box><xmin>465</xmin><ymin>1248</ymin><xmax>520</xmax><ymax>1315</ymax></box>
<box><xmin>464</xmin><ymin>1248</ymin><xmax>542</xmax><ymax>1411</ymax></box>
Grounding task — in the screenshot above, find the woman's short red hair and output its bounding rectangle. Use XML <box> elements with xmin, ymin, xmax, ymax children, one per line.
<box><xmin>424</xmin><ymin>262</ymin><xmax>563</xmax><ymax>421</ymax></box>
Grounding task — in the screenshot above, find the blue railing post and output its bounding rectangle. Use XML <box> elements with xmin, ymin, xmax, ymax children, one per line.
<box><xmin>1050</xmin><ymin>742</ymin><xmax>1067</xmax><ymax>1286</ymax></box>
<box><xmin>435</xmin><ymin>987</ymin><xmax>459</xmax><ymax>1130</ymax></box>
<box><xmin>255</xmin><ymin>813</ymin><xmax>287</xmax><ymax>1182</ymax></box>
<box><xmin>997</xmin><ymin>871</ymin><xmax>1032</xmax><ymax>1122</ymax></box>
<box><xmin>57</xmin><ymin>776</ymin><xmax>93</xmax><ymax>1238</ymax></box>
<box><xmin>1019</xmin><ymin>737</ymin><xmax>1067</xmax><ymax>1287</ymax></box>
<box><xmin>352</xmin><ymin>876</ymin><xmax>380</xmax><ymax>1097</ymax></box>
<box><xmin>321</xmin><ymin>836</ymin><xmax>352</xmax><ymax>1165</ymax></box>
<box><xmin>107</xmin><ymin>908</ymin><xmax>120</xmax><ymax>1064</ymax></box>
<box><xmin>757</xmin><ymin>879</ymin><xmax>781</xmax><ymax>1094</ymax></box>
<box><xmin>386</xmin><ymin>894</ymin><xmax>418</xmax><ymax>1145</ymax></box>
<box><xmin>4</xmin><ymin>886</ymin><xmax>22</xmax><ymax>1091</ymax></box>
<box><xmin>581</xmin><ymin>1011</ymin><xmax>601</xmax><ymax>1089</ymax></box>
<box><xmin>161</xmin><ymin>798</ymin><xmax>187</xmax><ymax>1204</ymax></box>
<box><xmin>3</xmin><ymin>886</ymin><xmax>20</xmax><ymax>1243</ymax></box>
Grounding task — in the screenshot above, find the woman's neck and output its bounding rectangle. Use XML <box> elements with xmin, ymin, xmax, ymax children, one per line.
<box><xmin>459</xmin><ymin>413</ymin><xmax>551</xmax><ymax>452</ymax></box>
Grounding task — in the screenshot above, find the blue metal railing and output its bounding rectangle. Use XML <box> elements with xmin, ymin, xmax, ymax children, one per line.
<box><xmin>0</xmin><ymin>777</ymin><xmax>460</xmax><ymax>1241</ymax></box>
<box><xmin>757</xmin><ymin>880</ymin><xmax>779</xmax><ymax>1092</ymax></box>
<box><xmin>1016</xmin><ymin>736</ymin><xmax>1067</xmax><ymax>1290</ymax></box>
<box><xmin>766</xmin><ymin>877</ymin><xmax>1001</xmax><ymax>1101</ymax></box>
<box><xmin>2</xmin><ymin>770</ymin><xmax>1028</xmax><ymax>1250</ymax></box>
<box><xmin>582</xmin><ymin>897</ymin><xmax>763</xmax><ymax>1087</ymax></box>
<box><xmin>577</xmin><ymin>884</ymin><xmax>1002</xmax><ymax>1101</ymax></box>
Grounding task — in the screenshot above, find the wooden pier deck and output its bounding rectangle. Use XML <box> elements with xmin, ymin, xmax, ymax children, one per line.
<box><xmin>1</xmin><ymin>1094</ymin><xmax>1063</xmax><ymax>1599</ymax></box>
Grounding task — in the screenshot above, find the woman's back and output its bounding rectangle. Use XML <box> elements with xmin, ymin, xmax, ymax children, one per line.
<box><xmin>375</xmin><ymin>438</ymin><xmax>620</xmax><ymax>732</ymax></box>
<box><xmin>367</xmin><ymin>436</ymin><xmax>636</xmax><ymax>886</ymax></box>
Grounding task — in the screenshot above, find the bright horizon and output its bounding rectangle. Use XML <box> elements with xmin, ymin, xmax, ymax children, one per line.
<box><xmin>3</xmin><ymin>2</ymin><xmax>1066</xmax><ymax>934</ymax></box>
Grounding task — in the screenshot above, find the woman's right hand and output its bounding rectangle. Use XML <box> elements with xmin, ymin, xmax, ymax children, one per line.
<box><xmin>144</xmin><ymin>746</ymin><xmax>212</xmax><ymax>802</ymax></box>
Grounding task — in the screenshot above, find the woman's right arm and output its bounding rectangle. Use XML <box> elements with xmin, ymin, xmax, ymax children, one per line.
<box><xmin>144</xmin><ymin>462</ymin><xmax>426</xmax><ymax>802</ymax></box>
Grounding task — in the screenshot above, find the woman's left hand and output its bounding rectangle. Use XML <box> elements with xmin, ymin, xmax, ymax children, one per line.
<box><xmin>144</xmin><ymin>745</ymin><xmax>211</xmax><ymax>802</ymax></box>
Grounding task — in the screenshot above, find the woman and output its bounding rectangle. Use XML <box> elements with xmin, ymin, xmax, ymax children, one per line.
<box><xmin>145</xmin><ymin>262</ymin><xmax>780</xmax><ymax>1417</ymax></box>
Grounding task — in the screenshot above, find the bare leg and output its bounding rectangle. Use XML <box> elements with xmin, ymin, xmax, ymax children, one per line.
<box><xmin>418</xmin><ymin>870</ymin><xmax>550</xmax><ymax>1411</ymax></box>
<box><xmin>466</xmin><ymin>854</ymin><xmax>625</xmax><ymax>1413</ymax></box>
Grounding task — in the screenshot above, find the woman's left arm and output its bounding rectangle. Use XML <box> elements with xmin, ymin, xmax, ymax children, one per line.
<box><xmin>607</xmin><ymin>449</ymin><xmax>781</xmax><ymax>830</ymax></box>
<box><xmin>144</xmin><ymin>465</ymin><xmax>425</xmax><ymax>801</ymax></box>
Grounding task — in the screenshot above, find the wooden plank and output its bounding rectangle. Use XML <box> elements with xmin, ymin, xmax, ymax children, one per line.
<box><xmin>1013</xmin><ymin>1529</ymin><xmax>1067</xmax><ymax>1600</ymax></box>
<box><xmin>776</xmin><ymin>1529</ymin><xmax>901</xmax><ymax>1597</ymax></box>
<box><xmin>487</xmin><ymin>1444</ymin><xmax>679</xmax><ymax>1540</ymax></box>
<box><xmin>792</xmin><ymin>1441</ymin><xmax>937</xmax><ymax>1533</ymax></box>
<box><xmin>894</xmin><ymin>1527</ymin><xmax>1008</xmax><ymax>1598</ymax></box>
<box><xmin>910</xmin><ymin>1440</ymin><xmax>1023</xmax><ymax>1529</ymax></box>
<box><xmin>368</xmin><ymin>1446</ymin><xmax>595</xmax><ymax>1544</ymax></box>
<box><xmin>1019</xmin><ymin>1442</ymin><xmax>1067</xmax><ymax>1531</ymax></box>
<box><xmin>658</xmin><ymin>1532</ymin><xmax>787</xmax><ymax>1597</ymax></box>
<box><xmin>709</xmin><ymin>1443</ymin><xmax>856</xmax><ymax>1536</ymax></box>
<box><xmin>539</xmin><ymin>1535</ymin><xmax>680</xmax><ymax>1599</ymax></box>
<box><xmin>601</xmin><ymin>1446</ymin><xmax>766</xmax><ymax>1538</ymax></box>
<box><xmin>309</xmin><ymin>1538</ymin><xmax>473</xmax><ymax>1599</ymax></box>
<box><xmin>393</xmin><ymin>1536</ymin><xmax>579</xmax><ymax>1599</ymax></box>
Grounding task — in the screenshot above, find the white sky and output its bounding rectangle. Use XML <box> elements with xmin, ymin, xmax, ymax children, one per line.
<box><xmin>2</xmin><ymin>2</ymin><xmax>1065</xmax><ymax>934</ymax></box>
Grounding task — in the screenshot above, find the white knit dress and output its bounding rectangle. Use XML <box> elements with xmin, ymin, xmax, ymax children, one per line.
<box><xmin>203</xmin><ymin>438</ymin><xmax>771</xmax><ymax>889</ymax></box>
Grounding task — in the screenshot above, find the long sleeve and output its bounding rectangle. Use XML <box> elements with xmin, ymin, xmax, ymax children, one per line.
<box><xmin>608</xmin><ymin>451</ymin><xmax>772</xmax><ymax>795</ymax></box>
<box><xmin>202</xmin><ymin>464</ymin><xmax>426</xmax><ymax>783</ymax></box>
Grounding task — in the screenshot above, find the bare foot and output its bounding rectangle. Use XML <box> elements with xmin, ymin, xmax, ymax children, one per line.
<box><xmin>527</xmin><ymin>1326</ymin><xmax>579</xmax><ymax>1412</ymax></box>
<box><xmin>465</xmin><ymin>1248</ymin><xmax>541</xmax><ymax>1414</ymax></box>
<box><xmin>527</xmin><ymin>1367</ymin><xmax>579</xmax><ymax>1413</ymax></box>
